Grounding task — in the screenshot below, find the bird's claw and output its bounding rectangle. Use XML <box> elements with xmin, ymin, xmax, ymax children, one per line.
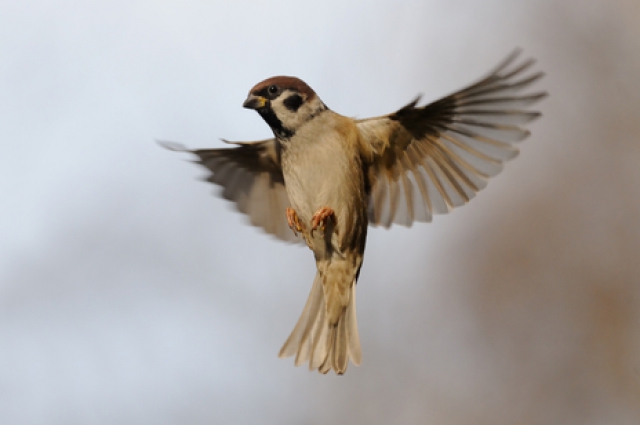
<box><xmin>310</xmin><ymin>207</ymin><xmax>336</xmax><ymax>237</ymax></box>
<box><xmin>286</xmin><ymin>208</ymin><xmax>305</xmax><ymax>236</ymax></box>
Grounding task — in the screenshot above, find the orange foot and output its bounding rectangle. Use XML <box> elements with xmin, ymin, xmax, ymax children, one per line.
<box><xmin>310</xmin><ymin>207</ymin><xmax>336</xmax><ymax>237</ymax></box>
<box><xmin>286</xmin><ymin>207</ymin><xmax>305</xmax><ymax>236</ymax></box>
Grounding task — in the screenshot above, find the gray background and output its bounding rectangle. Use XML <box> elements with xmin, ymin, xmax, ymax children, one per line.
<box><xmin>1</xmin><ymin>0</ymin><xmax>639</xmax><ymax>424</ymax></box>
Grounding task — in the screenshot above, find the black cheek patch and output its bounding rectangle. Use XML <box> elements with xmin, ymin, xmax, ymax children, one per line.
<box><xmin>283</xmin><ymin>94</ymin><xmax>304</xmax><ymax>112</ymax></box>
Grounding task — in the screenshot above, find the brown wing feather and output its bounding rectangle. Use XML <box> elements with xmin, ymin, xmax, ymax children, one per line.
<box><xmin>357</xmin><ymin>49</ymin><xmax>547</xmax><ymax>227</ymax></box>
<box><xmin>161</xmin><ymin>139</ymin><xmax>301</xmax><ymax>243</ymax></box>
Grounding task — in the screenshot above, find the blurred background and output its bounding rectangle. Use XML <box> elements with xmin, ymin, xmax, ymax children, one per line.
<box><xmin>1</xmin><ymin>0</ymin><xmax>639</xmax><ymax>424</ymax></box>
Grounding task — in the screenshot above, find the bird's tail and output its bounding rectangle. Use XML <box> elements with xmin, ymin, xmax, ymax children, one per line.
<box><xmin>278</xmin><ymin>272</ymin><xmax>361</xmax><ymax>375</ymax></box>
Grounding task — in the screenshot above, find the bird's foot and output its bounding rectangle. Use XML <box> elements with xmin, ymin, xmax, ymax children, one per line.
<box><xmin>286</xmin><ymin>207</ymin><xmax>305</xmax><ymax>236</ymax></box>
<box><xmin>310</xmin><ymin>207</ymin><xmax>336</xmax><ymax>237</ymax></box>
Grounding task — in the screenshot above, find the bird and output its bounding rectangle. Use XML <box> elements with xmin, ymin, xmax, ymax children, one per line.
<box><xmin>161</xmin><ymin>49</ymin><xmax>546</xmax><ymax>375</ymax></box>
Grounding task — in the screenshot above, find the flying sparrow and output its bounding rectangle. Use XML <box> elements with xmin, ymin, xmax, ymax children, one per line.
<box><xmin>162</xmin><ymin>50</ymin><xmax>546</xmax><ymax>375</ymax></box>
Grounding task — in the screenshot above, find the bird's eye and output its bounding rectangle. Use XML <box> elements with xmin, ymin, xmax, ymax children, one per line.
<box><xmin>268</xmin><ymin>85</ymin><xmax>278</xmax><ymax>94</ymax></box>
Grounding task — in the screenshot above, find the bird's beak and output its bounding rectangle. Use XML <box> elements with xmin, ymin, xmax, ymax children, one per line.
<box><xmin>243</xmin><ymin>94</ymin><xmax>268</xmax><ymax>110</ymax></box>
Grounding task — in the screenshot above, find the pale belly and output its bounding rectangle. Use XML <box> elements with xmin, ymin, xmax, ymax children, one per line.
<box><xmin>279</xmin><ymin>110</ymin><xmax>367</xmax><ymax>257</ymax></box>
<box><xmin>282</xmin><ymin>142</ymin><xmax>364</xmax><ymax>257</ymax></box>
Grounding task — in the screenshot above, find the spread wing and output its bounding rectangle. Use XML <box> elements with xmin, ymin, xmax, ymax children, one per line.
<box><xmin>161</xmin><ymin>139</ymin><xmax>301</xmax><ymax>244</ymax></box>
<box><xmin>357</xmin><ymin>49</ymin><xmax>547</xmax><ymax>227</ymax></box>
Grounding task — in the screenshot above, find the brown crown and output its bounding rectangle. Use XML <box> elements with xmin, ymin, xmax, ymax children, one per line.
<box><xmin>250</xmin><ymin>76</ymin><xmax>317</xmax><ymax>100</ymax></box>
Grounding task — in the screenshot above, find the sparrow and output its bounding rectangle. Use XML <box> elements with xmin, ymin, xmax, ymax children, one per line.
<box><xmin>162</xmin><ymin>50</ymin><xmax>546</xmax><ymax>375</ymax></box>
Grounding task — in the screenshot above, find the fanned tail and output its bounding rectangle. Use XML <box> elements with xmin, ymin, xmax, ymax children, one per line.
<box><xmin>278</xmin><ymin>272</ymin><xmax>361</xmax><ymax>375</ymax></box>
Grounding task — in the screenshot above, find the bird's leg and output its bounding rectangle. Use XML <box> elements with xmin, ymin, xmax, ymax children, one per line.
<box><xmin>310</xmin><ymin>207</ymin><xmax>336</xmax><ymax>237</ymax></box>
<box><xmin>286</xmin><ymin>207</ymin><xmax>305</xmax><ymax>236</ymax></box>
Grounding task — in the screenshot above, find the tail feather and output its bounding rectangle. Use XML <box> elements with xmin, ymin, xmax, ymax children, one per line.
<box><xmin>333</xmin><ymin>311</ymin><xmax>348</xmax><ymax>373</ymax></box>
<box><xmin>345</xmin><ymin>282</ymin><xmax>361</xmax><ymax>365</ymax></box>
<box><xmin>309</xmin><ymin>303</ymin><xmax>329</xmax><ymax>370</ymax></box>
<box><xmin>294</xmin><ymin>276</ymin><xmax>325</xmax><ymax>366</ymax></box>
<box><xmin>279</xmin><ymin>273</ymin><xmax>323</xmax><ymax>359</ymax></box>
<box><xmin>279</xmin><ymin>273</ymin><xmax>361</xmax><ymax>375</ymax></box>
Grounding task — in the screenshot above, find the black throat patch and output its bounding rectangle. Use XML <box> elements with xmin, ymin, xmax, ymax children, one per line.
<box><xmin>258</xmin><ymin>107</ymin><xmax>294</xmax><ymax>139</ymax></box>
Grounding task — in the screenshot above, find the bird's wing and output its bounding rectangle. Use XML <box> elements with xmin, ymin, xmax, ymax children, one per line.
<box><xmin>356</xmin><ymin>49</ymin><xmax>547</xmax><ymax>227</ymax></box>
<box><xmin>161</xmin><ymin>138</ymin><xmax>301</xmax><ymax>243</ymax></box>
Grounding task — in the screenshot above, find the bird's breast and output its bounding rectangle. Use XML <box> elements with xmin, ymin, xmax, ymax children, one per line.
<box><xmin>280</xmin><ymin>117</ymin><xmax>366</xmax><ymax>240</ymax></box>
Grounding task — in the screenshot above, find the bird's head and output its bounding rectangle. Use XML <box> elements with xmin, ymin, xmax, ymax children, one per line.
<box><xmin>243</xmin><ymin>76</ymin><xmax>327</xmax><ymax>139</ymax></box>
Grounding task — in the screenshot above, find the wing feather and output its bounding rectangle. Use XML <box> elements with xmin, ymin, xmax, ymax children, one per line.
<box><xmin>357</xmin><ymin>50</ymin><xmax>546</xmax><ymax>228</ymax></box>
<box><xmin>161</xmin><ymin>139</ymin><xmax>301</xmax><ymax>243</ymax></box>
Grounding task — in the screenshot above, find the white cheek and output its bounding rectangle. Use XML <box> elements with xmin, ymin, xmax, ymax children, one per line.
<box><xmin>272</xmin><ymin>97</ymin><xmax>300</xmax><ymax>128</ymax></box>
<box><xmin>271</xmin><ymin>92</ymin><xmax>303</xmax><ymax>128</ymax></box>
<box><xmin>272</xmin><ymin>91</ymin><xmax>323</xmax><ymax>131</ymax></box>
